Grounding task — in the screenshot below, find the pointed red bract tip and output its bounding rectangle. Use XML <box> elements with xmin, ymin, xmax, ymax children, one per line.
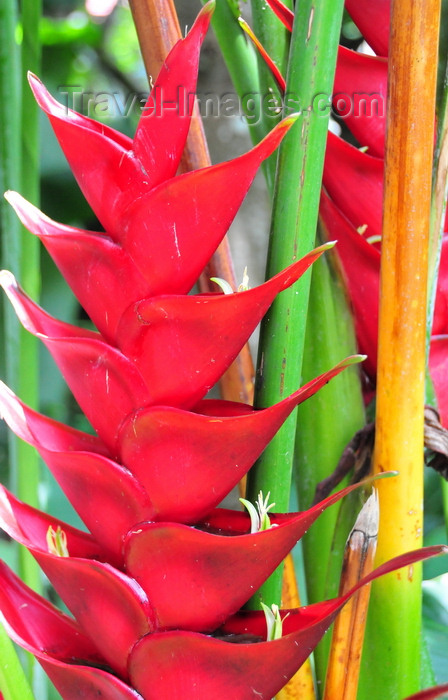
<box><xmin>265</xmin><ymin>0</ymin><xmax>294</xmax><ymax>31</ymax></box>
<box><xmin>200</xmin><ymin>0</ymin><xmax>215</xmax><ymax>18</ymax></box>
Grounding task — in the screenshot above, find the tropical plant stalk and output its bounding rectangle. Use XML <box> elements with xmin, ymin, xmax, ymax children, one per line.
<box><xmin>0</xmin><ymin>625</ymin><xmax>34</xmax><ymax>700</ymax></box>
<box><xmin>200</xmin><ymin>0</ymin><xmax>267</xmax><ymax>154</ymax></box>
<box><xmin>246</xmin><ymin>0</ymin><xmax>346</xmax><ymax>608</ymax></box>
<box><xmin>295</xmin><ymin>235</ymin><xmax>366</xmax><ymax>679</ymax></box>
<box><xmin>323</xmin><ymin>492</ymin><xmax>378</xmax><ymax>700</ymax></box>
<box><xmin>278</xmin><ymin>553</ymin><xmax>316</xmax><ymax>700</ymax></box>
<box><xmin>249</xmin><ymin>0</ymin><xmax>290</xmax><ymax>190</ymax></box>
<box><xmin>0</xmin><ymin>0</ymin><xmax>42</xmax><ymax>691</ymax></box>
<box><xmin>15</xmin><ymin>0</ymin><xmax>42</xmax><ymax>595</ymax></box>
<box><xmin>0</xmin><ymin>0</ymin><xmax>21</xmax><ymax>485</ymax></box>
<box><xmin>360</xmin><ymin>0</ymin><xmax>441</xmax><ymax>696</ymax></box>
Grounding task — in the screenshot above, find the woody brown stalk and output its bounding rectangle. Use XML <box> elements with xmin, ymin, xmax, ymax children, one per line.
<box><xmin>323</xmin><ymin>493</ymin><xmax>378</xmax><ymax>700</ymax></box>
<box><xmin>128</xmin><ymin>0</ymin><xmax>254</xmax><ymax>404</ymax></box>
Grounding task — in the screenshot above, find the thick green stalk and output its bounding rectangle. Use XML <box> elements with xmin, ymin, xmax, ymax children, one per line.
<box><xmin>295</xmin><ymin>238</ymin><xmax>365</xmax><ymax>681</ymax></box>
<box><xmin>249</xmin><ymin>0</ymin><xmax>291</xmax><ymax>189</ymax></box>
<box><xmin>0</xmin><ymin>0</ymin><xmax>21</xmax><ymax>352</ymax></box>
<box><xmin>246</xmin><ymin>0</ymin><xmax>345</xmax><ymax>607</ymax></box>
<box><xmin>0</xmin><ymin>4</ymin><xmax>38</xmax><ymax>692</ymax></box>
<box><xmin>1</xmin><ymin>2</ymin><xmax>42</xmax><ymax>689</ymax></box>
<box><xmin>15</xmin><ymin>0</ymin><xmax>42</xmax><ymax>593</ymax></box>
<box><xmin>0</xmin><ymin>0</ymin><xmax>21</xmax><ymax>508</ymax></box>
<box><xmin>250</xmin><ymin>0</ymin><xmax>291</xmax><ymax>76</ymax></box>
<box><xmin>0</xmin><ymin>626</ymin><xmax>35</xmax><ymax>700</ymax></box>
<box><xmin>201</xmin><ymin>0</ymin><xmax>266</xmax><ymax>150</ymax></box>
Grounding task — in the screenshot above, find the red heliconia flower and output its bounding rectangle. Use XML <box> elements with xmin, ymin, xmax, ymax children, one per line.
<box><xmin>1</xmin><ymin>545</ymin><xmax>445</xmax><ymax>700</ymax></box>
<box><xmin>0</xmin><ymin>477</ymin><xmax>385</xmax><ymax>636</ymax></box>
<box><xmin>0</xmin><ymin>241</ymin><xmax>331</xmax><ymax>440</ymax></box>
<box><xmin>0</xmin><ymin>355</ymin><xmax>356</xmax><ymax>529</ymax></box>
<box><xmin>315</xmin><ymin>0</ymin><xmax>448</xmax><ymax>428</ymax></box>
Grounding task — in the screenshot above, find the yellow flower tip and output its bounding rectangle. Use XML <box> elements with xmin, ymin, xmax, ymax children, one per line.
<box><xmin>341</xmin><ymin>354</ymin><xmax>367</xmax><ymax>369</ymax></box>
<box><xmin>201</xmin><ymin>0</ymin><xmax>216</xmax><ymax>17</ymax></box>
<box><xmin>375</xmin><ymin>470</ymin><xmax>399</xmax><ymax>483</ymax></box>
<box><xmin>281</xmin><ymin>113</ymin><xmax>300</xmax><ymax>129</ymax></box>
<box><xmin>319</xmin><ymin>239</ymin><xmax>337</xmax><ymax>253</ymax></box>
<box><xmin>46</xmin><ymin>525</ymin><xmax>69</xmax><ymax>557</ymax></box>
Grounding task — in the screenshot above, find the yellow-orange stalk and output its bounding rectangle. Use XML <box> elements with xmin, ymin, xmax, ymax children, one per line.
<box><xmin>361</xmin><ymin>0</ymin><xmax>441</xmax><ymax>696</ymax></box>
<box><xmin>276</xmin><ymin>554</ymin><xmax>316</xmax><ymax>700</ymax></box>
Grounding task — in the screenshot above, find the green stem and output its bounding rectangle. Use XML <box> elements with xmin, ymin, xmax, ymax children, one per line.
<box><xmin>1</xmin><ymin>3</ymin><xmax>42</xmax><ymax>687</ymax></box>
<box><xmin>0</xmin><ymin>1</ymin><xmax>21</xmax><ymax>291</ymax></box>
<box><xmin>443</xmin><ymin>479</ymin><xmax>448</xmax><ymax>540</ymax></box>
<box><xmin>0</xmin><ymin>0</ymin><xmax>21</xmax><ymax>526</ymax></box>
<box><xmin>0</xmin><ymin>626</ymin><xmax>35</xmax><ymax>700</ymax></box>
<box><xmin>203</xmin><ymin>1</ymin><xmax>267</xmax><ymax>148</ymax></box>
<box><xmin>246</xmin><ymin>0</ymin><xmax>345</xmax><ymax>608</ymax></box>
<box><xmin>294</xmin><ymin>236</ymin><xmax>365</xmax><ymax>681</ymax></box>
<box><xmin>249</xmin><ymin>0</ymin><xmax>291</xmax><ymax>189</ymax></box>
<box><xmin>15</xmin><ymin>0</ymin><xmax>42</xmax><ymax>594</ymax></box>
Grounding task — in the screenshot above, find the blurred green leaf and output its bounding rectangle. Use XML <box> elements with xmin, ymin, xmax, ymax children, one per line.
<box><xmin>40</xmin><ymin>14</ymin><xmax>101</xmax><ymax>47</ymax></box>
<box><xmin>423</xmin><ymin>575</ymin><xmax>448</xmax><ymax>683</ymax></box>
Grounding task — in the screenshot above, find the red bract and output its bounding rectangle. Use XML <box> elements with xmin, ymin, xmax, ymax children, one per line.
<box><xmin>403</xmin><ymin>685</ymin><xmax>448</xmax><ymax>700</ymax></box>
<box><xmin>0</xmin><ymin>478</ymin><xmax>387</xmax><ymax>636</ymax></box>
<box><xmin>345</xmin><ymin>0</ymin><xmax>390</xmax><ymax>57</ymax></box>
<box><xmin>323</xmin><ymin>131</ymin><xmax>383</xmax><ymax>240</ymax></box>
<box><xmin>429</xmin><ymin>336</ymin><xmax>448</xmax><ymax>427</ymax></box>
<box><xmin>0</xmin><ymin>356</ymin><xmax>356</xmax><ymax>529</ymax></box>
<box><xmin>320</xmin><ymin>190</ymin><xmax>380</xmax><ymax>379</ymax></box>
<box><xmin>333</xmin><ymin>48</ymin><xmax>387</xmax><ymax>156</ymax></box>
<box><xmin>27</xmin><ymin>3</ymin><xmax>213</xmax><ymax>236</ymax></box>
<box><xmin>0</xmin><ymin>243</ymin><xmax>331</xmax><ymax>432</ymax></box>
<box><xmin>28</xmin><ymin>81</ymin><xmax>295</xmax><ymax>299</ymax></box>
